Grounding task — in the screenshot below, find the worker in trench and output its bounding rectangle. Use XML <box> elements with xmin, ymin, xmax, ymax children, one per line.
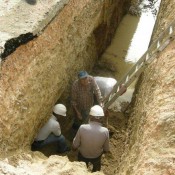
<box><xmin>71</xmin><ymin>71</ymin><xmax>127</xmax><ymax>131</ymax></box>
<box><xmin>31</xmin><ymin>104</ymin><xmax>70</xmax><ymax>153</ymax></box>
<box><xmin>71</xmin><ymin>71</ymin><xmax>103</xmax><ymax>131</ymax></box>
<box><xmin>72</xmin><ymin>105</ymin><xmax>110</xmax><ymax>172</ymax></box>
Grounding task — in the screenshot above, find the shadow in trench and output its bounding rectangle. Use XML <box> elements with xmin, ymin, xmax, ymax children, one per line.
<box><xmin>31</xmin><ymin>127</ymin><xmax>78</xmax><ymax>161</ymax></box>
<box><xmin>92</xmin><ymin>14</ymin><xmax>140</xmax><ymax>81</ymax></box>
<box><xmin>31</xmin><ymin>140</ymin><xmax>78</xmax><ymax>161</ymax></box>
<box><xmin>25</xmin><ymin>0</ymin><xmax>37</xmax><ymax>5</ymax></box>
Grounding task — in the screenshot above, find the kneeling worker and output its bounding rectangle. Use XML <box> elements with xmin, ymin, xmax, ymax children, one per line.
<box><xmin>72</xmin><ymin>105</ymin><xmax>110</xmax><ymax>172</ymax></box>
<box><xmin>32</xmin><ymin>104</ymin><xmax>70</xmax><ymax>153</ymax></box>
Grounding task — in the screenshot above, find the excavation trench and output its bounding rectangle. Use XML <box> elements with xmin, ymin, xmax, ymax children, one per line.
<box><xmin>30</xmin><ymin>7</ymin><xmax>158</xmax><ymax>174</ymax></box>
<box><xmin>2</xmin><ymin>0</ymin><xmax>174</xmax><ymax>175</ymax></box>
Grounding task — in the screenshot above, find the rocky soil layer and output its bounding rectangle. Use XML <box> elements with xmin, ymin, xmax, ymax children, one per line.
<box><xmin>117</xmin><ymin>0</ymin><xmax>175</xmax><ymax>174</ymax></box>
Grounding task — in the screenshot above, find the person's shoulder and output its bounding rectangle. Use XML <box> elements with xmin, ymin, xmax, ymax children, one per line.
<box><xmin>88</xmin><ymin>75</ymin><xmax>94</xmax><ymax>80</ymax></box>
<box><xmin>80</xmin><ymin>124</ymin><xmax>88</xmax><ymax>128</ymax></box>
<box><xmin>50</xmin><ymin>114</ymin><xmax>57</xmax><ymax>120</ymax></box>
<box><xmin>88</xmin><ymin>76</ymin><xmax>95</xmax><ymax>83</ymax></box>
<box><xmin>79</xmin><ymin>124</ymin><xmax>90</xmax><ymax>130</ymax></box>
<box><xmin>51</xmin><ymin>119</ymin><xmax>60</xmax><ymax>128</ymax></box>
<box><xmin>49</xmin><ymin>115</ymin><xmax>58</xmax><ymax>123</ymax></box>
<box><xmin>101</xmin><ymin>126</ymin><xmax>109</xmax><ymax>132</ymax></box>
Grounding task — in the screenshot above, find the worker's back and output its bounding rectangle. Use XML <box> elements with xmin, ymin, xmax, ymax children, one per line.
<box><xmin>74</xmin><ymin>121</ymin><xmax>109</xmax><ymax>158</ymax></box>
<box><xmin>94</xmin><ymin>76</ymin><xmax>117</xmax><ymax>97</ymax></box>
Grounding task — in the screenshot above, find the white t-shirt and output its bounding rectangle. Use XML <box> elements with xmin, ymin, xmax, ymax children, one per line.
<box><xmin>73</xmin><ymin>121</ymin><xmax>110</xmax><ymax>158</ymax></box>
<box><xmin>94</xmin><ymin>76</ymin><xmax>117</xmax><ymax>97</ymax></box>
<box><xmin>35</xmin><ymin>115</ymin><xmax>61</xmax><ymax>141</ymax></box>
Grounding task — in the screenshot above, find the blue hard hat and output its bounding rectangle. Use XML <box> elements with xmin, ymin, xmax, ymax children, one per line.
<box><xmin>78</xmin><ymin>71</ymin><xmax>89</xmax><ymax>79</ymax></box>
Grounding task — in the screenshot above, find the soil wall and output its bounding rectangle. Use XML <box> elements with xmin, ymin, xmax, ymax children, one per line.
<box><xmin>118</xmin><ymin>0</ymin><xmax>175</xmax><ymax>174</ymax></box>
<box><xmin>0</xmin><ymin>0</ymin><xmax>130</xmax><ymax>157</ymax></box>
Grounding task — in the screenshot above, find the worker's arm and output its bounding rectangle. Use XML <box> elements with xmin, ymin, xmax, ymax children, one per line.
<box><xmin>119</xmin><ymin>84</ymin><xmax>127</xmax><ymax>95</ymax></box>
<box><xmin>92</xmin><ymin>77</ymin><xmax>103</xmax><ymax>107</ymax></box>
<box><xmin>71</xmin><ymin>82</ymin><xmax>82</xmax><ymax>120</ymax></box>
<box><xmin>72</xmin><ymin>128</ymin><xmax>81</xmax><ymax>151</ymax></box>
<box><xmin>72</xmin><ymin>143</ymin><xmax>78</xmax><ymax>151</ymax></box>
<box><xmin>52</xmin><ymin>122</ymin><xmax>61</xmax><ymax>136</ymax></box>
<box><xmin>103</xmin><ymin>129</ymin><xmax>110</xmax><ymax>153</ymax></box>
<box><xmin>72</xmin><ymin>104</ymin><xmax>82</xmax><ymax>120</ymax></box>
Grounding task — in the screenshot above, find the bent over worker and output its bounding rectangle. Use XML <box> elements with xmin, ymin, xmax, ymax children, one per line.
<box><xmin>71</xmin><ymin>71</ymin><xmax>103</xmax><ymax>129</ymax></box>
<box><xmin>32</xmin><ymin>104</ymin><xmax>70</xmax><ymax>153</ymax></box>
<box><xmin>72</xmin><ymin>105</ymin><xmax>110</xmax><ymax>172</ymax></box>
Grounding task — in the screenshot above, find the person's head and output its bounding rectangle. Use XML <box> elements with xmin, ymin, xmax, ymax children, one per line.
<box><xmin>53</xmin><ymin>104</ymin><xmax>67</xmax><ymax>119</ymax></box>
<box><xmin>89</xmin><ymin>105</ymin><xmax>104</xmax><ymax>122</ymax></box>
<box><xmin>78</xmin><ymin>71</ymin><xmax>89</xmax><ymax>86</ymax></box>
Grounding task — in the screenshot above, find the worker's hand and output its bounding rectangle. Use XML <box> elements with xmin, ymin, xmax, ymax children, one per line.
<box><xmin>77</xmin><ymin>112</ymin><xmax>82</xmax><ymax>121</ymax></box>
<box><xmin>105</xmin><ymin>109</ymin><xmax>110</xmax><ymax>116</ymax></box>
<box><xmin>99</xmin><ymin>102</ymin><xmax>104</xmax><ymax>108</ymax></box>
<box><xmin>120</xmin><ymin>84</ymin><xmax>127</xmax><ymax>95</ymax></box>
<box><xmin>102</xmin><ymin>154</ymin><xmax>105</xmax><ymax>158</ymax></box>
<box><xmin>72</xmin><ymin>145</ymin><xmax>77</xmax><ymax>151</ymax></box>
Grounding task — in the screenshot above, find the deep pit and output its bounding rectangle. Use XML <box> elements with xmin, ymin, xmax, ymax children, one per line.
<box><xmin>0</xmin><ymin>0</ymin><xmax>175</xmax><ymax>175</ymax></box>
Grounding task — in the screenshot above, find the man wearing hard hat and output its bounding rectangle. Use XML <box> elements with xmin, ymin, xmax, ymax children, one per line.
<box><xmin>71</xmin><ymin>71</ymin><xmax>103</xmax><ymax>130</ymax></box>
<box><xmin>32</xmin><ymin>104</ymin><xmax>70</xmax><ymax>153</ymax></box>
<box><xmin>72</xmin><ymin>105</ymin><xmax>110</xmax><ymax>172</ymax></box>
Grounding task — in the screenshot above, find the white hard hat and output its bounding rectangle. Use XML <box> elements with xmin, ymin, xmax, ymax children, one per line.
<box><xmin>89</xmin><ymin>105</ymin><xmax>104</xmax><ymax>119</ymax></box>
<box><xmin>53</xmin><ymin>104</ymin><xmax>67</xmax><ymax>116</ymax></box>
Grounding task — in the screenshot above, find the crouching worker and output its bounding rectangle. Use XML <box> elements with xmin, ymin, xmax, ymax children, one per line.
<box><xmin>32</xmin><ymin>104</ymin><xmax>70</xmax><ymax>153</ymax></box>
<box><xmin>72</xmin><ymin>105</ymin><xmax>110</xmax><ymax>172</ymax></box>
